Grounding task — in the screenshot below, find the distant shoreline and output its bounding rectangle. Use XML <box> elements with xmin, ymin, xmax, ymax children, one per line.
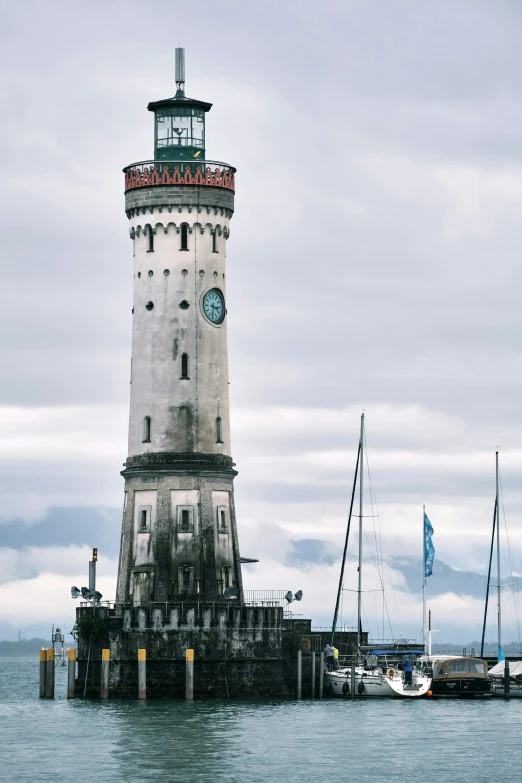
<box><xmin>0</xmin><ymin>639</ymin><xmax>77</xmax><ymax>657</ymax></box>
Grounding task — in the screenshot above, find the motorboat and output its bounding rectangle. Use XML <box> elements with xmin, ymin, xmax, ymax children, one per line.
<box><xmin>422</xmin><ymin>655</ymin><xmax>491</xmax><ymax>698</ymax></box>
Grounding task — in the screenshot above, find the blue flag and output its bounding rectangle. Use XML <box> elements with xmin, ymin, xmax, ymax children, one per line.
<box><xmin>498</xmin><ymin>645</ymin><xmax>505</xmax><ymax>663</ymax></box>
<box><xmin>424</xmin><ymin>513</ymin><xmax>435</xmax><ymax>578</ymax></box>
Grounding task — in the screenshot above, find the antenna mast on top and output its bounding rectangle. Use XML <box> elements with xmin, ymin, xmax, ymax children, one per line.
<box><xmin>175</xmin><ymin>47</ymin><xmax>185</xmax><ymax>97</ymax></box>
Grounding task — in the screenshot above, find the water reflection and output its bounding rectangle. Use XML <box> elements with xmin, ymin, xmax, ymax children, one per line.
<box><xmin>2</xmin><ymin>659</ymin><xmax>522</xmax><ymax>783</ymax></box>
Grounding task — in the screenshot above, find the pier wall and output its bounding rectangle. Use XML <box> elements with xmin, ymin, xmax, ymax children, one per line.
<box><xmin>75</xmin><ymin>603</ymin><xmax>287</xmax><ymax>698</ymax></box>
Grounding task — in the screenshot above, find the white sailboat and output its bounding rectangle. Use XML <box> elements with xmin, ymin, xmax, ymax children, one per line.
<box><xmin>483</xmin><ymin>452</ymin><xmax>522</xmax><ymax>697</ymax></box>
<box><xmin>326</xmin><ymin>413</ymin><xmax>432</xmax><ymax>698</ymax></box>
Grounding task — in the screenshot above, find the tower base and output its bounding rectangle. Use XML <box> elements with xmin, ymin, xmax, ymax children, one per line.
<box><xmin>75</xmin><ymin>603</ymin><xmax>287</xmax><ymax>699</ymax></box>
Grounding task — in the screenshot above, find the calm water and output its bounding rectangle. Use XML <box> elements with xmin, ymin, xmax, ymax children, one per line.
<box><xmin>1</xmin><ymin>658</ymin><xmax>521</xmax><ymax>782</ymax></box>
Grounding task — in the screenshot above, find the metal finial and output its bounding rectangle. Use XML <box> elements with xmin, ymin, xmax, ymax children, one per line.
<box><xmin>175</xmin><ymin>47</ymin><xmax>185</xmax><ymax>96</ymax></box>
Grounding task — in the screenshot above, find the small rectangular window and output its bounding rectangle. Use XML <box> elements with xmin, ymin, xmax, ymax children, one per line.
<box><xmin>181</xmin><ymin>353</ymin><xmax>189</xmax><ymax>379</ymax></box>
<box><xmin>142</xmin><ymin>416</ymin><xmax>151</xmax><ymax>443</ymax></box>
<box><xmin>216</xmin><ymin>416</ymin><xmax>223</xmax><ymax>443</ymax></box>
<box><xmin>177</xmin><ymin>505</ymin><xmax>194</xmax><ymax>533</ymax></box>
<box><xmin>137</xmin><ymin>505</ymin><xmax>151</xmax><ymax>532</ymax></box>
<box><xmin>180</xmin><ymin>224</ymin><xmax>188</xmax><ymax>251</ymax></box>
<box><xmin>212</xmin><ymin>231</ymin><xmax>218</xmax><ymax>253</ymax></box>
<box><xmin>147</xmin><ymin>227</ymin><xmax>154</xmax><ymax>253</ymax></box>
<box><xmin>217</xmin><ymin>506</ymin><xmax>228</xmax><ymax>532</ymax></box>
<box><xmin>177</xmin><ymin>565</ymin><xmax>195</xmax><ymax>593</ymax></box>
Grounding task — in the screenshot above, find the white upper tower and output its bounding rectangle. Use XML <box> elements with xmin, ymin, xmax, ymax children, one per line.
<box><xmin>116</xmin><ymin>50</ymin><xmax>243</xmax><ymax>605</ymax></box>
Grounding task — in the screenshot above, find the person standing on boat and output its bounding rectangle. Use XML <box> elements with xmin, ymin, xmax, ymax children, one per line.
<box><xmin>332</xmin><ymin>645</ymin><xmax>339</xmax><ymax>670</ymax></box>
<box><xmin>324</xmin><ymin>643</ymin><xmax>335</xmax><ymax>670</ymax></box>
<box><xmin>402</xmin><ymin>655</ymin><xmax>413</xmax><ymax>685</ymax></box>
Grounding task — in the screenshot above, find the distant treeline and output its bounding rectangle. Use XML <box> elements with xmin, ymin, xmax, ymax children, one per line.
<box><xmin>432</xmin><ymin>641</ymin><xmax>522</xmax><ymax>656</ymax></box>
<box><xmin>0</xmin><ymin>638</ymin><xmax>76</xmax><ymax>656</ymax></box>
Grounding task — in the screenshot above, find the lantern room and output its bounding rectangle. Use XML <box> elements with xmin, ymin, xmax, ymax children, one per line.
<box><xmin>148</xmin><ymin>96</ymin><xmax>212</xmax><ymax>161</ymax></box>
<box><xmin>147</xmin><ymin>49</ymin><xmax>212</xmax><ymax>162</ymax></box>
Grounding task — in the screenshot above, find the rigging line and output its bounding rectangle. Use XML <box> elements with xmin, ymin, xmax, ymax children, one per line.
<box><xmin>362</xmin><ymin>528</ymin><xmax>394</xmax><ymax>639</ymax></box>
<box><xmin>330</xmin><ymin>440</ymin><xmax>361</xmax><ymax>646</ymax></box>
<box><xmin>364</xmin><ymin>431</ymin><xmax>390</xmax><ymax>637</ymax></box>
<box><xmin>343</xmin><ymin>588</ymin><xmax>386</xmax><ymax>593</ymax></box>
<box><xmin>364</xmin><ymin>433</ymin><xmax>383</xmax><ymax>584</ymax></box>
<box><xmin>480</xmin><ymin>498</ymin><xmax>496</xmax><ymax>659</ymax></box>
<box><xmin>360</xmin><ymin>424</ymin><xmax>394</xmax><ymax>640</ymax></box>
<box><xmin>499</xmin><ymin>473</ymin><xmax>522</xmax><ymax>650</ymax></box>
<box><xmin>364</xmin><ymin>433</ymin><xmax>385</xmax><ymax>585</ymax></box>
<box><xmin>362</xmin><ymin>600</ymin><xmax>372</xmax><ymax>642</ymax></box>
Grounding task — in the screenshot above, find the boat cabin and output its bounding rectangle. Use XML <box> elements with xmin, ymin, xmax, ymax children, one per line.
<box><xmin>430</xmin><ymin>656</ymin><xmax>491</xmax><ymax>697</ymax></box>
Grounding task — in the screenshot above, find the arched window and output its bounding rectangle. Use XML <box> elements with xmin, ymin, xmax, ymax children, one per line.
<box><xmin>180</xmin><ymin>224</ymin><xmax>188</xmax><ymax>251</ymax></box>
<box><xmin>142</xmin><ymin>416</ymin><xmax>151</xmax><ymax>443</ymax></box>
<box><xmin>181</xmin><ymin>353</ymin><xmax>189</xmax><ymax>379</ymax></box>
<box><xmin>147</xmin><ymin>227</ymin><xmax>154</xmax><ymax>252</ymax></box>
<box><xmin>216</xmin><ymin>416</ymin><xmax>223</xmax><ymax>443</ymax></box>
<box><xmin>212</xmin><ymin>230</ymin><xmax>218</xmax><ymax>253</ymax></box>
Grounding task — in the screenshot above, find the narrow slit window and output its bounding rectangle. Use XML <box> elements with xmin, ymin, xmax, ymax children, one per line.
<box><xmin>212</xmin><ymin>231</ymin><xmax>218</xmax><ymax>253</ymax></box>
<box><xmin>147</xmin><ymin>227</ymin><xmax>154</xmax><ymax>252</ymax></box>
<box><xmin>181</xmin><ymin>353</ymin><xmax>189</xmax><ymax>379</ymax></box>
<box><xmin>180</xmin><ymin>224</ymin><xmax>188</xmax><ymax>251</ymax></box>
<box><xmin>177</xmin><ymin>505</ymin><xmax>194</xmax><ymax>533</ymax></box>
<box><xmin>216</xmin><ymin>416</ymin><xmax>223</xmax><ymax>443</ymax></box>
<box><xmin>137</xmin><ymin>505</ymin><xmax>151</xmax><ymax>532</ymax></box>
<box><xmin>142</xmin><ymin>416</ymin><xmax>151</xmax><ymax>443</ymax></box>
<box><xmin>219</xmin><ymin>508</ymin><xmax>227</xmax><ymax>531</ymax></box>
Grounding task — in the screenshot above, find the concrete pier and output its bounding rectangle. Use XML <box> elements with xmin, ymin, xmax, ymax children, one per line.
<box><xmin>297</xmin><ymin>650</ymin><xmax>302</xmax><ymax>699</ymax></box>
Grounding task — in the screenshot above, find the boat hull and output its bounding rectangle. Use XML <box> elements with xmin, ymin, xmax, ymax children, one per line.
<box><xmin>431</xmin><ymin>678</ymin><xmax>491</xmax><ymax>698</ymax></box>
<box><xmin>326</xmin><ymin>668</ymin><xmax>431</xmax><ymax>698</ymax></box>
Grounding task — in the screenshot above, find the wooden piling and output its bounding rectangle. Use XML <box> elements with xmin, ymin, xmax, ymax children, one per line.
<box><xmin>46</xmin><ymin>647</ymin><xmax>55</xmax><ymax>699</ymax></box>
<box><xmin>67</xmin><ymin>648</ymin><xmax>76</xmax><ymax>699</ymax></box>
<box><xmin>297</xmin><ymin>649</ymin><xmax>302</xmax><ymax>699</ymax></box>
<box><xmin>39</xmin><ymin>649</ymin><xmax>47</xmax><ymax>699</ymax></box>
<box><xmin>504</xmin><ymin>659</ymin><xmax>511</xmax><ymax>699</ymax></box>
<box><xmin>319</xmin><ymin>651</ymin><xmax>325</xmax><ymax>698</ymax></box>
<box><xmin>311</xmin><ymin>651</ymin><xmax>316</xmax><ymax>699</ymax></box>
<box><xmin>138</xmin><ymin>648</ymin><xmax>146</xmax><ymax>699</ymax></box>
<box><xmin>185</xmin><ymin>648</ymin><xmax>194</xmax><ymax>700</ymax></box>
<box><xmin>101</xmin><ymin>648</ymin><xmax>110</xmax><ymax>699</ymax></box>
<box><xmin>350</xmin><ymin>662</ymin><xmax>356</xmax><ymax>700</ymax></box>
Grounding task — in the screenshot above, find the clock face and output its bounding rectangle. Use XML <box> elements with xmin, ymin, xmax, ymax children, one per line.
<box><xmin>202</xmin><ymin>288</ymin><xmax>225</xmax><ymax>324</ymax></box>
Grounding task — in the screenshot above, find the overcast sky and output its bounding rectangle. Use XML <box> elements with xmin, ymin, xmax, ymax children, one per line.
<box><xmin>1</xmin><ymin>0</ymin><xmax>522</xmax><ymax>645</ymax></box>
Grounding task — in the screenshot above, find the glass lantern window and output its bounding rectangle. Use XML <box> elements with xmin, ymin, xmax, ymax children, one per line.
<box><xmin>156</xmin><ymin>108</ymin><xmax>205</xmax><ymax>149</ymax></box>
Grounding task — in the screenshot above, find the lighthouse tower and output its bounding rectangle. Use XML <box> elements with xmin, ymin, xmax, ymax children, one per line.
<box><xmin>116</xmin><ymin>50</ymin><xmax>243</xmax><ymax>605</ymax></box>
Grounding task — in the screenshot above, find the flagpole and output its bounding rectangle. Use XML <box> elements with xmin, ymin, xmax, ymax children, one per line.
<box><xmin>356</xmin><ymin>413</ymin><xmax>364</xmax><ymax>663</ymax></box>
<box><xmin>428</xmin><ymin>609</ymin><xmax>432</xmax><ymax>657</ymax></box>
<box><xmin>422</xmin><ymin>505</ymin><xmax>426</xmax><ymax>651</ymax></box>
<box><xmin>496</xmin><ymin>450</ymin><xmax>501</xmax><ymax>660</ymax></box>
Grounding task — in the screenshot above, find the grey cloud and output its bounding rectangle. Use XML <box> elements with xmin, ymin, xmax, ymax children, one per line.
<box><xmin>0</xmin><ymin>507</ymin><xmax>121</xmax><ymax>557</ymax></box>
<box><xmin>285</xmin><ymin>539</ymin><xmax>338</xmax><ymax>569</ymax></box>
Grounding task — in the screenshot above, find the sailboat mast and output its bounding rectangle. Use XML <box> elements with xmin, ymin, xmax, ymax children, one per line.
<box><xmin>496</xmin><ymin>450</ymin><xmax>501</xmax><ymax>656</ymax></box>
<box><xmin>422</xmin><ymin>504</ymin><xmax>426</xmax><ymax>651</ymax></box>
<box><xmin>330</xmin><ymin>441</ymin><xmax>361</xmax><ymax>646</ymax></box>
<box><xmin>357</xmin><ymin>413</ymin><xmax>364</xmax><ymax>660</ymax></box>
